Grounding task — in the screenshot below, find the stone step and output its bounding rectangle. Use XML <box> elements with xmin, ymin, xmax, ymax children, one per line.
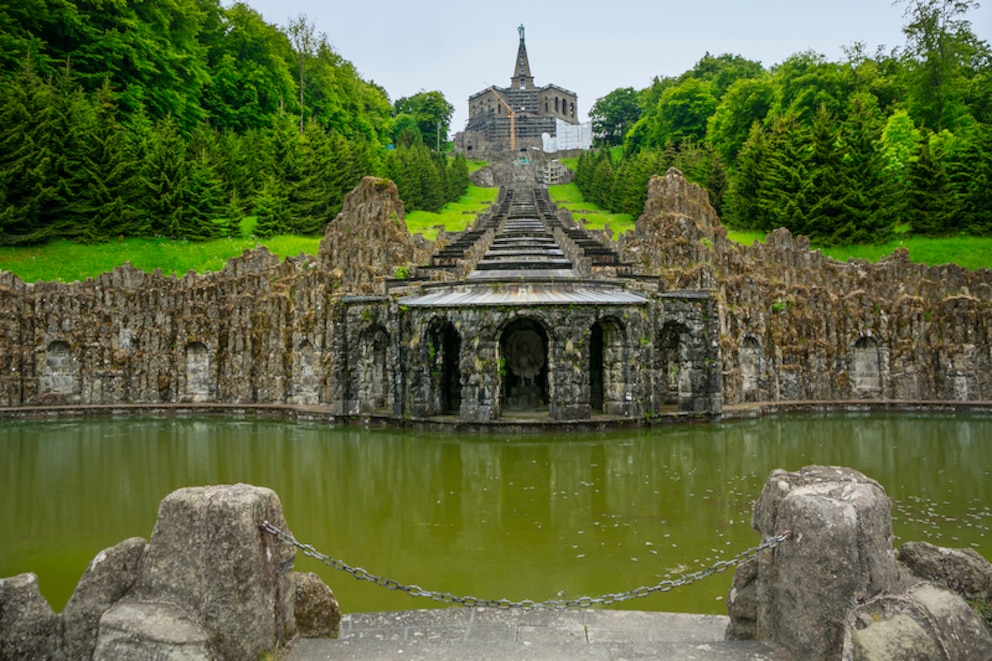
<box><xmin>475</xmin><ymin>259</ymin><xmax>573</xmax><ymax>271</ymax></box>
<box><xmin>283</xmin><ymin>609</ymin><xmax>787</xmax><ymax>661</ymax></box>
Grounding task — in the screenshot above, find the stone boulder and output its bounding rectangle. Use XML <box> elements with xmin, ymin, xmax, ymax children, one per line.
<box><xmin>843</xmin><ymin>582</ymin><xmax>992</xmax><ymax>661</ymax></box>
<box><xmin>62</xmin><ymin>536</ymin><xmax>147</xmax><ymax>660</ymax></box>
<box><xmin>0</xmin><ymin>573</ymin><xmax>60</xmax><ymax>660</ymax></box>
<box><xmin>293</xmin><ymin>571</ymin><xmax>341</xmax><ymax>638</ymax></box>
<box><xmin>727</xmin><ymin>466</ymin><xmax>899</xmax><ymax>659</ymax></box>
<box><xmin>899</xmin><ymin>541</ymin><xmax>992</xmax><ymax>606</ymax></box>
<box><xmin>94</xmin><ymin>484</ymin><xmax>296</xmax><ymax>660</ymax></box>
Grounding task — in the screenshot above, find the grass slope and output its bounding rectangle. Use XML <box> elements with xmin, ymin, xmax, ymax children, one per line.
<box><xmin>1</xmin><ymin>178</ymin><xmax>987</xmax><ymax>283</ymax></box>
<box><xmin>0</xmin><ymin>185</ymin><xmax>500</xmax><ymax>283</ymax></box>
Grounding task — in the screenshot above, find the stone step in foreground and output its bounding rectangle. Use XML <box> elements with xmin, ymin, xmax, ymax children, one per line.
<box><xmin>284</xmin><ymin>609</ymin><xmax>788</xmax><ymax>661</ymax></box>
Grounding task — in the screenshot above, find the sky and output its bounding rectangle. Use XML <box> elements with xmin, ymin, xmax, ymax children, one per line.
<box><xmin>237</xmin><ymin>0</ymin><xmax>990</xmax><ymax>136</ymax></box>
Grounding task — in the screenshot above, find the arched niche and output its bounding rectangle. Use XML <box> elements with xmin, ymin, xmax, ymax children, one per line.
<box><xmin>183</xmin><ymin>342</ymin><xmax>211</xmax><ymax>402</ymax></box>
<box><xmin>292</xmin><ymin>339</ymin><xmax>319</xmax><ymax>405</ymax></box>
<box><xmin>852</xmin><ymin>335</ymin><xmax>882</xmax><ymax>397</ymax></box>
<box><xmin>657</xmin><ymin>322</ymin><xmax>691</xmax><ymax>409</ymax></box>
<box><xmin>358</xmin><ymin>325</ymin><xmax>391</xmax><ymax>412</ymax></box>
<box><xmin>739</xmin><ymin>335</ymin><xmax>763</xmax><ymax>400</ymax></box>
<box><xmin>498</xmin><ymin>317</ymin><xmax>550</xmax><ymax>413</ymax></box>
<box><xmin>590</xmin><ymin>317</ymin><xmax>626</xmax><ymax>415</ymax></box>
<box><xmin>426</xmin><ymin>320</ymin><xmax>462</xmax><ymax>416</ymax></box>
<box><xmin>41</xmin><ymin>341</ymin><xmax>77</xmax><ymax>396</ymax></box>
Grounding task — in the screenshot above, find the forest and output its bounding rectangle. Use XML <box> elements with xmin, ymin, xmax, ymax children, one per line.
<box><xmin>1</xmin><ymin>0</ymin><xmax>989</xmax><ymax>249</ymax></box>
<box><xmin>582</xmin><ymin>0</ymin><xmax>991</xmax><ymax>245</ymax></box>
<box><xmin>0</xmin><ymin>0</ymin><xmax>466</xmax><ymax>245</ymax></box>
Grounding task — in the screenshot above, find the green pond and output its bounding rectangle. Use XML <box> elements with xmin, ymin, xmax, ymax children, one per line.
<box><xmin>1</xmin><ymin>413</ymin><xmax>990</xmax><ymax>615</ymax></box>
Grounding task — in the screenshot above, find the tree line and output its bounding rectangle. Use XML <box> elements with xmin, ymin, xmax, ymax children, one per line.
<box><xmin>584</xmin><ymin>0</ymin><xmax>991</xmax><ymax>245</ymax></box>
<box><xmin>0</xmin><ymin>1</ymin><xmax>462</xmax><ymax>245</ymax></box>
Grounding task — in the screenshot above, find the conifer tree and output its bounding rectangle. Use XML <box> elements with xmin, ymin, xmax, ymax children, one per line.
<box><xmin>906</xmin><ymin>131</ymin><xmax>958</xmax><ymax>235</ymax></box>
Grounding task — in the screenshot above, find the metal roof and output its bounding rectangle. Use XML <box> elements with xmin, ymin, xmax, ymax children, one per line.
<box><xmin>397</xmin><ymin>282</ymin><xmax>649</xmax><ymax>307</ymax></box>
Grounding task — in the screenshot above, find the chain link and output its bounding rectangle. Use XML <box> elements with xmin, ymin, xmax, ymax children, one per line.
<box><xmin>260</xmin><ymin>521</ymin><xmax>790</xmax><ymax>610</ymax></box>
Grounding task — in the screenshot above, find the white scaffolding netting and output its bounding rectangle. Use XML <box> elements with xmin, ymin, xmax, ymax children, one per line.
<box><xmin>542</xmin><ymin>119</ymin><xmax>592</xmax><ymax>152</ymax></box>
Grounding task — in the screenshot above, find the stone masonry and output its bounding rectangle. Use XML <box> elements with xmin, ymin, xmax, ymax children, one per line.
<box><xmin>0</xmin><ymin>169</ymin><xmax>990</xmax><ymax>423</ymax></box>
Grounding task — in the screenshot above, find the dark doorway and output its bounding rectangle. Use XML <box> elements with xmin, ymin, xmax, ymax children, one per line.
<box><xmin>590</xmin><ymin>323</ymin><xmax>604</xmax><ymax>413</ymax></box>
<box><xmin>428</xmin><ymin>321</ymin><xmax>462</xmax><ymax>416</ymax></box>
<box><xmin>499</xmin><ymin>318</ymin><xmax>550</xmax><ymax>412</ymax></box>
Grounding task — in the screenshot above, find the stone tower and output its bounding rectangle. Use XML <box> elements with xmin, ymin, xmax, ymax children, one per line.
<box><xmin>455</xmin><ymin>25</ymin><xmax>591</xmax><ymax>156</ymax></box>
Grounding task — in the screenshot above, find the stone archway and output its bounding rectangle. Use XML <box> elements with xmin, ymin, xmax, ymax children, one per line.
<box><xmin>499</xmin><ymin>318</ymin><xmax>550</xmax><ymax>412</ymax></box>
<box><xmin>426</xmin><ymin>320</ymin><xmax>462</xmax><ymax>416</ymax></box>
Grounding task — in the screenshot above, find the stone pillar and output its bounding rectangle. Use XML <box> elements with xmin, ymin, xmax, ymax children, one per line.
<box><xmin>727</xmin><ymin>466</ymin><xmax>898</xmax><ymax>659</ymax></box>
<box><xmin>94</xmin><ymin>484</ymin><xmax>296</xmax><ymax>660</ymax></box>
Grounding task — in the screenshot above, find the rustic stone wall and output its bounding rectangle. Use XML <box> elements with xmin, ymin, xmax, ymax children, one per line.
<box><xmin>619</xmin><ymin>168</ymin><xmax>992</xmax><ymax>406</ymax></box>
<box><xmin>1</xmin><ymin>170</ymin><xmax>989</xmax><ymax>418</ymax></box>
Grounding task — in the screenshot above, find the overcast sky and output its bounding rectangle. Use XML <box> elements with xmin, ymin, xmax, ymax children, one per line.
<box><xmin>237</xmin><ymin>0</ymin><xmax>990</xmax><ymax>135</ymax></box>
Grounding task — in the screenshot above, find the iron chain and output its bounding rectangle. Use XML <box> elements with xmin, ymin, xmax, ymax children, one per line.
<box><xmin>260</xmin><ymin>521</ymin><xmax>790</xmax><ymax>610</ymax></box>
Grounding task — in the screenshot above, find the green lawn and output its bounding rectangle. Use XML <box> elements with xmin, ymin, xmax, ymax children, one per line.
<box><xmin>726</xmin><ymin>229</ymin><xmax>992</xmax><ymax>271</ymax></box>
<box><xmin>0</xmin><ymin>185</ymin><xmax>501</xmax><ymax>283</ymax></box>
<box><xmin>405</xmin><ymin>185</ymin><xmax>499</xmax><ymax>240</ymax></box>
<box><xmin>547</xmin><ymin>182</ymin><xmax>635</xmax><ymax>236</ymax></box>
<box><xmin>2</xmin><ymin>181</ymin><xmax>988</xmax><ymax>283</ymax></box>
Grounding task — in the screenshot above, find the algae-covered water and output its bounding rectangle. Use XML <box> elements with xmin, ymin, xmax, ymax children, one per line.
<box><xmin>1</xmin><ymin>413</ymin><xmax>989</xmax><ymax>614</ymax></box>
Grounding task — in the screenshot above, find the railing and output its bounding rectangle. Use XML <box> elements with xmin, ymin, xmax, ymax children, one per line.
<box><xmin>260</xmin><ymin>521</ymin><xmax>790</xmax><ymax>610</ymax></box>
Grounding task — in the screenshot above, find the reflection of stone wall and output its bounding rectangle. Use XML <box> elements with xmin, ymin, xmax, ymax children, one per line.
<box><xmin>620</xmin><ymin>168</ymin><xmax>992</xmax><ymax>406</ymax></box>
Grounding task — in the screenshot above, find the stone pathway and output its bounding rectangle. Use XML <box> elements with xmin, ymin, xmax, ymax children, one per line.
<box><xmin>283</xmin><ymin>609</ymin><xmax>788</xmax><ymax>660</ymax></box>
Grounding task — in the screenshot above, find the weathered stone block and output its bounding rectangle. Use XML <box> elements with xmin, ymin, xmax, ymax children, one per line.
<box><xmin>120</xmin><ymin>484</ymin><xmax>296</xmax><ymax>660</ymax></box>
<box><xmin>0</xmin><ymin>573</ymin><xmax>60</xmax><ymax>660</ymax></box>
<box><xmin>293</xmin><ymin>571</ymin><xmax>341</xmax><ymax>638</ymax></box>
<box><xmin>899</xmin><ymin>541</ymin><xmax>992</xmax><ymax>603</ymax></box>
<box><xmin>844</xmin><ymin>583</ymin><xmax>992</xmax><ymax>661</ymax></box>
<box><xmin>62</xmin><ymin>536</ymin><xmax>147</xmax><ymax>660</ymax></box>
<box><xmin>729</xmin><ymin>466</ymin><xmax>898</xmax><ymax>659</ymax></box>
<box><xmin>94</xmin><ymin>601</ymin><xmax>211</xmax><ymax>661</ymax></box>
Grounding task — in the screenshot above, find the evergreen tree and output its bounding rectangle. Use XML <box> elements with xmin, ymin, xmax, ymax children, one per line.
<box><xmin>725</xmin><ymin>122</ymin><xmax>772</xmax><ymax>230</ymax></box>
<box><xmin>834</xmin><ymin>94</ymin><xmax>897</xmax><ymax>244</ymax></box>
<box><xmin>954</xmin><ymin>123</ymin><xmax>992</xmax><ymax>234</ymax></box>
<box><xmin>905</xmin><ymin>130</ymin><xmax>958</xmax><ymax>235</ymax></box>
<box><xmin>758</xmin><ymin>115</ymin><xmax>812</xmax><ymax>235</ymax></box>
<box><xmin>447</xmin><ymin>153</ymin><xmax>470</xmax><ymax>201</ymax></box>
<box><xmin>252</xmin><ymin>174</ymin><xmax>291</xmax><ymax>238</ymax></box>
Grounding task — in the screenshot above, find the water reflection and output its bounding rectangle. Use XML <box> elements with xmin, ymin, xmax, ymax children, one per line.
<box><xmin>1</xmin><ymin>414</ymin><xmax>989</xmax><ymax>614</ymax></box>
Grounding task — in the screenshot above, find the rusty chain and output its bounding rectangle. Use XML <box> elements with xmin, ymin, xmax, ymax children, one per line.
<box><xmin>260</xmin><ymin>521</ymin><xmax>790</xmax><ymax>610</ymax></box>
